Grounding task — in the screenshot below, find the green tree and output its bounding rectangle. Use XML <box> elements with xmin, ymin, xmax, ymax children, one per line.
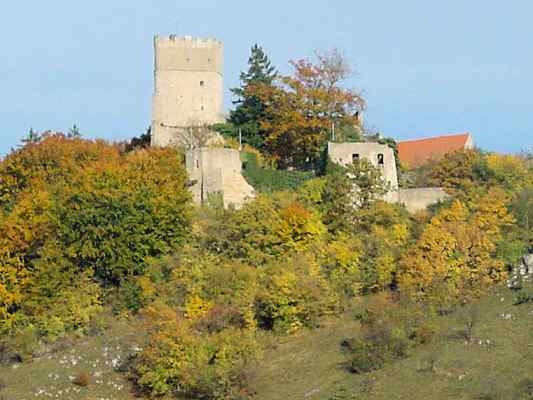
<box><xmin>67</xmin><ymin>124</ymin><xmax>82</xmax><ymax>138</ymax></box>
<box><xmin>21</xmin><ymin>128</ymin><xmax>41</xmax><ymax>145</ymax></box>
<box><xmin>322</xmin><ymin>158</ymin><xmax>391</xmax><ymax>231</ymax></box>
<box><xmin>229</xmin><ymin>44</ymin><xmax>277</xmax><ymax>149</ymax></box>
<box><xmin>249</xmin><ymin>49</ymin><xmax>365</xmax><ymax>169</ymax></box>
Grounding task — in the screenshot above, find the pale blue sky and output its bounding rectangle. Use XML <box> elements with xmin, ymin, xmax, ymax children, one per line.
<box><xmin>1</xmin><ymin>0</ymin><xmax>532</xmax><ymax>155</ymax></box>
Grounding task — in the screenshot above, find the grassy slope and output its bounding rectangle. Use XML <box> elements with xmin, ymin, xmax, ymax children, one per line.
<box><xmin>0</xmin><ymin>313</ymin><xmax>141</xmax><ymax>400</ymax></box>
<box><xmin>1</xmin><ymin>285</ymin><xmax>531</xmax><ymax>400</ymax></box>
<box><xmin>250</xmin><ymin>284</ymin><xmax>533</xmax><ymax>400</ymax></box>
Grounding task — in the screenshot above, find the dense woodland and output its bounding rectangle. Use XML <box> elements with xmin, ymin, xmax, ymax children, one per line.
<box><xmin>0</xmin><ymin>46</ymin><xmax>532</xmax><ymax>400</ymax></box>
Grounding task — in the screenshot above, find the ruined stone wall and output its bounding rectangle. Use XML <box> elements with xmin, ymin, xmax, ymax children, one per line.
<box><xmin>328</xmin><ymin>142</ymin><xmax>399</xmax><ymax>203</ymax></box>
<box><xmin>152</xmin><ymin>36</ymin><xmax>224</xmax><ymax>147</ymax></box>
<box><xmin>186</xmin><ymin>147</ymin><xmax>255</xmax><ymax>208</ymax></box>
<box><xmin>398</xmin><ymin>188</ymin><xmax>449</xmax><ymax>213</ymax></box>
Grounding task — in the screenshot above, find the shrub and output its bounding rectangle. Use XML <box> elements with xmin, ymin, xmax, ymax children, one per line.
<box><xmin>255</xmin><ymin>254</ymin><xmax>340</xmax><ymax>332</ymax></box>
<box><xmin>513</xmin><ymin>290</ymin><xmax>533</xmax><ymax>305</ymax></box>
<box><xmin>72</xmin><ymin>371</ymin><xmax>92</xmax><ymax>387</ymax></box>
<box><xmin>343</xmin><ymin>337</ymin><xmax>385</xmax><ymax>373</ymax></box>
<box><xmin>343</xmin><ymin>293</ymin><xmax>433</xmax><ymax>373</ymax></box>
<box><xmin>343</xmin><ymin>320</ymin><xmax>409</xmax><ymax>374</ymax></box>
<box><xmin>131</xmin><ymin>304</ymin><xmax>260</xmax><ymax>399</ymax></box>
<box><xmin>204</xmin><ymin>193</ymin><xmax>325</xmax><ymax>266</ymax></box>
<box><xmin>515</xmin><ymin>378</ymin><xmax>533</xmax><ymax>399</ymax></box>
<box><xmin>241</xmin><ymin>151</ymin><xmax>313</xmax><ymax>193</ymax></box>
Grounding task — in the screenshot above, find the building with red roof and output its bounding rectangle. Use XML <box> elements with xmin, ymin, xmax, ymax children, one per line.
<box><xmin>397</xmin><ymin>133</ymin><xmax>474</xmax><ymax>168</ymax></box>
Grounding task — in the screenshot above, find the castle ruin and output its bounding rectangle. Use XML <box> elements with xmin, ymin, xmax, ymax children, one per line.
<box><xmin>328</xmin><ymin>142</ymin><xmax>449</xmax><ymax>212</ymax></box>
<box><xmin>149</xmin><ymin>35</ymin><xmax>449</xmax><ymax>213</ymax></box>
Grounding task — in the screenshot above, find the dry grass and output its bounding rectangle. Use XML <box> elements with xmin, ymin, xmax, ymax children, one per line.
<box><xmin>251</xmin><ymin>284</ymin><xmax>533</xmax><ymax>400</ymax></box>
<box><xmin>0</xmin><ymin>285</ymin><xmax>531</xmax><ymax>400</ymax></box>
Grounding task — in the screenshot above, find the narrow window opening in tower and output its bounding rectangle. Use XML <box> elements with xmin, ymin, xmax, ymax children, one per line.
<box><xmin>200</xmin><ymin>80</ymin><xmax>205</xmax><ymax>87</ymax></box>
<box><xmin>352</xmin><ymin>154</ymin><xmax>360</xmax><ymax>163</ymax></box>
<box><xmin>378</xmin><ymin>153</ymin><xmax>384</xmax><ymax>166</ymax></box>
<box><xmin>201</xmin><ymin>106</ymin><xmax>204</xmax><ymax>111</ymax></box>
<box><xmin>196</xmin><ymin>159</ymin><xmax>199</xmax><ymax>168</ymax></box>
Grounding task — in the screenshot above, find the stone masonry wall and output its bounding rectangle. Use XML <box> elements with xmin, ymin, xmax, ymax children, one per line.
<box><xmin>152</xmin><ymin>36</ymin><xmax>224</xmax><ymax>147</ymax></box>
<box><xmin>398</xmin><ymin>188</ymin><xmax>449</xmax><ymax>213</ymax></box>
<box><xmin>328</xmin><ymin>142</ymin><xmax>399</xmax><ymax>203</ymax></box>
<box><xmin>186</xmin><ymin>147</ymin><xmax>255</xmax><ymax>209</ymax></box>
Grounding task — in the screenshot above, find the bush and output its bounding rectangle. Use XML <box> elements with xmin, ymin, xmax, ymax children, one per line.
<box><xmin>255</xmin><ymin>254</ymin><xmax>340</xmax><ymax>332</ymax></box>
<box><xmin>241</xmin><ymin>151</ymin><xmax>313</xmax><ymax>193</ymax></box>
<box><xmin>343</xmin><ymin>293</ymin><xmax>433</xmax><ymax>373</ymax></box>
<box><xmin>515</xmin><ymin>378</ymin><xmax>533</xmax><ymax>399</ymax></box>
<box><xmin>204</xmin><ymin>193</ymin><xmax>325</xmax><ymax>266</ymax></box>
<box><xmin>72</xmin><ymin>371</ymin><xmax>92</xmax><ymax>387</ymax></box>
<box><xmin>343</xmin><ymin>337</ymin><xmax>385</xmax><ymax>373</ymax></box>
<box><xmin>343</xmin><ymin>321</ymin><xmax>409</xmax><ymax>374</ymax></box>
<box><xmin>513</xmin><ymin>290</ymin><xmax>533</xmax><ymax>305</ymax></box>
<box><xmin>131</xmin><ymin>304</ymin><xmax>260</xmax><ymax>399</ymax></box>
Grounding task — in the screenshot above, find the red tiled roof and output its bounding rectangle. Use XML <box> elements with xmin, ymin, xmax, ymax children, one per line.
<box><xmin>397</xmin><ymin>133</ymin><xmax>472</xmax><ymax>168</ymax></box>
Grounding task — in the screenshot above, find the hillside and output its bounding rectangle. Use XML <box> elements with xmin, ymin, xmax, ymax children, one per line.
<box><xmin>1</xmin><ymin>282</ymin><xmax>531</xmax><ymax>400</ymax></box>
<box><xmin>0</xmin><ymin>135</ymin><xmax>531</xmax><ymax>400</ymax></box>
<box><xmin>251</xmin><ymin>283</ymin><xmax>533</xmax><ymax>400</ymax></box>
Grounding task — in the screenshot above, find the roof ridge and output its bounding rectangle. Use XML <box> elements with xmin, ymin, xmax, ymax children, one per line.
<box><xmin>398</xmin><ymin>132</ymin><xmax>469</xmax><ymax>144</ymax></box>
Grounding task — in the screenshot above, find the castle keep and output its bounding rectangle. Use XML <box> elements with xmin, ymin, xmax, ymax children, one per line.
<box><xmin>151</xmin><ymin>36</ymin><xmax>224</xmax><ymax>147</ymax></box>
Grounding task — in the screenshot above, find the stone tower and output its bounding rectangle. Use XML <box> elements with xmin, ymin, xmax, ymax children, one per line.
<box><xmin>151</xmin><ymin>35</ymin><xmax>224</xmax><ymax>147</ymax></box>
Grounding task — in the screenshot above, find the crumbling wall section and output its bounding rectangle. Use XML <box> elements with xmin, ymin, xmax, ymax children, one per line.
<box><xmin>186</xmin><ymin>147</ymin><xmax>255</xmax><ymax>208</ymax></box>
<box><xmin>398</xmin><ymin>188</ymin><xmax>449</xmax><ymax>213</ymax></box>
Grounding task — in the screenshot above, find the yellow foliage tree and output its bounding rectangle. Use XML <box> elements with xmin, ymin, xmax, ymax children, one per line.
<box><xmin>398</xmin><ymin>189</ymin><xmax>514</xmax><ymax>307</ymax></box>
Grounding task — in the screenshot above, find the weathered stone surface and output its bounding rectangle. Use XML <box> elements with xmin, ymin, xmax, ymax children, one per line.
<box><xmin>186</xmin><ymin>147</ymin><xmax>255</xmax><ymax>209</ymax></box>
<box><xmin>151</xmin><ymin>36</ymin><xmax>224</xmax><ymax>147</ymax></box>
<box><xmin>398</xmin><ymin>188</ymin><xmax>449</xmax><ymax>213</ymax></box>
<box><xmin>328</xmin><ymin>142</ymin><xmax>450</xmax><ymax>212</ymax></box>
<box><xmin>328</xmin><ymin>142</ymin><xmax>399</xmax><ymax>203</ymax></box>
<box><xmin>508</xmin><ymin>253</ymin><xmax>533</xmax><ymax>289</ymax></box>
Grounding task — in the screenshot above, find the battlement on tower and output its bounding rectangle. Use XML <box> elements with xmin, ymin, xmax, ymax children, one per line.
<box><xmin>154</xmin><ymin>35</ymin><xmax>223</xmax><ymax>74</ymax></box>
<box><xmin>155</xmin><ymin>35</ymin><xmax>223</xmax><ymax>46</ymax></box>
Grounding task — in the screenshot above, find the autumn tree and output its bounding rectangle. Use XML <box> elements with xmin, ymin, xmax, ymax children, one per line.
<box><xmin>0</xmin><ymin>135</ymin><xmax>192</xmax><ymax>345</ymax></box>
<box><xmin>249</xmin><ymin>49</ymin><xmax>365</xmax><ymax>169</ymax></box>
<box><xmin>398</xmin><ymin>189</ymin><xmax>514</xmax><ymax>308</ymax></box>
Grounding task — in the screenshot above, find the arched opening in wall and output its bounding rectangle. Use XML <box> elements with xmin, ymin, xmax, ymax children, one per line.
<box><xmin>352</xmin><ymin>154</ymin><xmax>360</xmax><ymax>163</ymax></box>
<box><xmin>377</xmin><ymin>153</ymin><xmax>384</xmax><ymax>166</ymax></box>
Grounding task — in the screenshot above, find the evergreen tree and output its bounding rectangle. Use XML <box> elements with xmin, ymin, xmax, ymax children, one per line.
<box><xmin>67</xmin><ymin>124</ymin><xmax>82</xmax><ymax>138</ymax></box>
<box><xmin>21</xmin><ymin>127</ymin><xmax>42</xmax><ymax>145</ymax></box>
<box><xmin>229</xmin><ymin>44</ymin><xmax>277</xmax><ymax>149</ymax></box>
